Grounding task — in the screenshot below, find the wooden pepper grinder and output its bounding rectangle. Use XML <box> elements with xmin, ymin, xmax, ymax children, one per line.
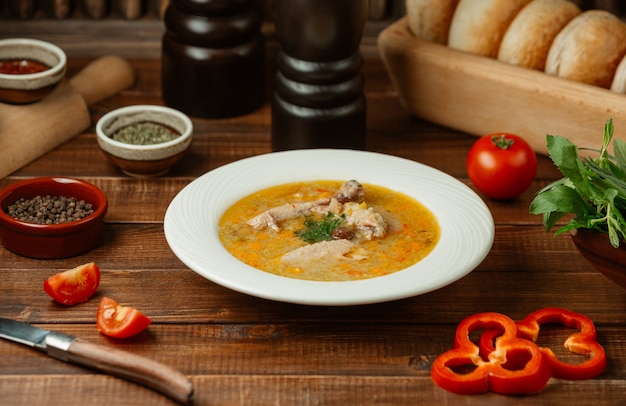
<box><xmin>272</xmin><ymin>0</ymin><xmax>368</xmax><ymax>150</ymax></box>
<box><xmin>161</xmin><ymin>0</ymin><xmax>265</xmax><ymax>118</ymax></box>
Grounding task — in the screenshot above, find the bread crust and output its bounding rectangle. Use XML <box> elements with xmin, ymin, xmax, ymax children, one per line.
<box><xmin>448</xmin><ymin>0</ymin><xmax>532</xmax><ymax>57</ymax></box>
<box><xmin>610</xmin><ymin>54</ymin><xmax>626</xmax><ymax>93</ymax></box>
<box><xmin>498</xmin><ymin>0</ymin><xmax>581</xmax><ymax>70</ymax></box>
<box><xmin>405</xmin><ymin>0</ymin><xmax>460</xmax><ymax>44</ymax></box>
<box><xmin>545</xmin><ymin>10</ymin><xmax>626</xmax><ymax>88</ymax></box>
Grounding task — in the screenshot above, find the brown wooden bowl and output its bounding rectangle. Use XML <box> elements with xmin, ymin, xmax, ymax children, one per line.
<box><xmin>570</xmin><ymin>228</ymin><xmax>626</xmax><ymax>290</ymax></box>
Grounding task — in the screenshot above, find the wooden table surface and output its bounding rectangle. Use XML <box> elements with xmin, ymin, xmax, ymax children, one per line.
<box><xmin>2</xmin><ymin>31</ymin><xmax>626</xmax><ymax>405</ymax></box>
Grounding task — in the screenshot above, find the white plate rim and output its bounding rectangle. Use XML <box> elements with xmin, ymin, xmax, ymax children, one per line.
<box><xmin>164</xmin><ymin>149</ymin><xmax>494</xmax><ymax>306</ymax></box>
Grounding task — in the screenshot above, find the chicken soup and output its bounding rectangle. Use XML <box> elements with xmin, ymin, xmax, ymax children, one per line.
<box><xmin>218</xmin><ymin>180</ymin><xmax>440</xmax><ymax>281</ymax></box>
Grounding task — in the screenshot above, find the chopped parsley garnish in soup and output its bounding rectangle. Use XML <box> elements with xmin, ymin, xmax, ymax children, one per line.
<box><xmin>218</xmin><ymin>180</ymin><xmax>440</xmax><ymax>281</ymax></box>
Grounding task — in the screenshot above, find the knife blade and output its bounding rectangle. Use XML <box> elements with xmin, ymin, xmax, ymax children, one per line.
<box><xmin>0</xmin><ymin>317</ymin><xmax>193</xmax><ymax>404</ymax></box>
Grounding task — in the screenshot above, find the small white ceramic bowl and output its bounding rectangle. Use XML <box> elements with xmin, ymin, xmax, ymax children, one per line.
<box><xmin>0</xmin><ymin>38</ymin><xmax>67</xmax><ymax>104</ymax></box>
<box><xmin>96</xmin><ymin>105</ymin><xmax>193</xmax><ymax>177</ymax></box>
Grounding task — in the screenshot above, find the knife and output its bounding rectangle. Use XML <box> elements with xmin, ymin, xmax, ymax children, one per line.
<box><xmin>0</xmin><ymin>317</ymin><xmax>194</xmax><ymax>404</ymax></box>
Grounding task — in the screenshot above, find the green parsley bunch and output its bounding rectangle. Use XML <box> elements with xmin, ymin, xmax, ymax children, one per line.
<box><xmin>530</xmin><ymin>119</ymin><xmax>626</xmax><ymax>248</ymax></box>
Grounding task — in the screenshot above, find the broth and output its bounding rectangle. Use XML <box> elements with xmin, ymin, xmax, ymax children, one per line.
<box><xmin>218</xmin><ymin>180</ymin><xmax>440</xmax><ymax>281</ymax></box>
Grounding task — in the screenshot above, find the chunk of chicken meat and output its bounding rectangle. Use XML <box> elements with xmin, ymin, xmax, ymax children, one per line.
<box><xmin>246</xmin><ymin>199</ymin><xmax>329</xmax><ymax>231</ymax></box>
<box><xmin>335</xmin><ymin>179</ymin><xmax>365</xmax><ymax>203</ymax></box>
<box><xmin>247</xmin><ymin>180</ymin><xmax>366</xmax><ymax>231</ymax></box>
<box><xmin>341</xmin><ymin>202</ymin><xmax>387</xmax><ymax>239</ymax></box>
<box><xmin>281</xmin><ymin>239</ymin><xmax>368</xmax><ymax>269</ymax></box>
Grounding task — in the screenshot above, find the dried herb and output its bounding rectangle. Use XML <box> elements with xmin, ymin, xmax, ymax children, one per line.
<box><xmin>112</xmin><ymin>122</ymin><xmax>180</xmax><ymax>145</ymax></box>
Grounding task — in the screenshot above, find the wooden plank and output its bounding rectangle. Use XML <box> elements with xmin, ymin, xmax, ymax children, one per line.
<box><xmin>0</xmin><ymin>119</ymin><xmax>559</xmax><ymax>180</ymax></box>
<box><xmin>1</xmin><ymin>374</ymin><xmax>623</xmax><ymax>406</ymax></box>
<box><xmin>0</xmin><ymin>322</ymin><xmax>626</xmax><ymax>405</ymax></box>
<box><xmin>0</xmin><ymin>222</ymin><xmax>593</xmax><ymax>273</ymax></box>
<box><xmin>0</xmin><ymin>174</ymin><xmax>562</xmax><ymax>227</ymax></box>
<box><xmin>1</xmin><ymin>231</ymin><xmax>625</xmax><ymax>325</ymax></box>
<box><xmin>0</xmin><ymin>56</ymin><xmax>563</xmax><ymax>180</ymax></box>
<box><xmin>1</xmin><ymin>323</ymin><xmax>624</xmax><ymax>375</ymax></box>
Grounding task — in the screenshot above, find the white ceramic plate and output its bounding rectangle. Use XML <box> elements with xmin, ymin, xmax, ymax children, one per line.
<box><xmin>164</xmin><ymin>149</ymin><xmax>494</xmax><ymax>306</ymax></box>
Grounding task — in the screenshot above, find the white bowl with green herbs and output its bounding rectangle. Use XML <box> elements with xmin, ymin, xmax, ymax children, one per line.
<box><xmin>96</xmin><ymin>105</ymin><xmax>193</xmax><ymax>177</ymax></box>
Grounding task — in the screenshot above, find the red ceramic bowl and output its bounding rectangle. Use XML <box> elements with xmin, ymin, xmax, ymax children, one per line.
<box><xmin>570</xmin><ymin>228</ymin><xmax>626</xmax><ymax>291</ymax></box>
<box><xmin>0</xmin><ymin>177</ymin><xmax>108</xmax><ymax>259</ymax></box>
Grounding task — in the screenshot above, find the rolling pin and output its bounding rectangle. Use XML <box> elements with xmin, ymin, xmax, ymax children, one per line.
<box><xmin>0</xmin><ymin>55</ymin><xmax>136</xmax><ymax>179</ymax></box>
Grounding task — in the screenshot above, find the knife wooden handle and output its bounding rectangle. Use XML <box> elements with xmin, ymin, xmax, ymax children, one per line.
<box><xmin>65</xmin><ymin>338</ymin><xmax>194</xmax><ymax>404</ymax></box>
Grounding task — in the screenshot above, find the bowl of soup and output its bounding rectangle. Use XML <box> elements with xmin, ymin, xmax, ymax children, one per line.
<box><xmin>0</xmin><ymin>38</ymin><xmax>67</xmax><ymax>104</ymax></box>
<box><xmin>164</xmin><ymin>149</ymin><xmax>495</xmax><ymax>305</ymax></box>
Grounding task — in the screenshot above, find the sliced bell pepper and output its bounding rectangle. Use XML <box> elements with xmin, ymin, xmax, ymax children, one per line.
<box><xmin>516</xmin><ymin>307</ymin><xmax>606</xmax><ymax>380</ymax></box>
<box><xmin>431</xmin><ymin>312</ymin><xmax>552</xmax><ymax>395</ymax></box>
<box><xmin>479</xmin><ymin>308</ymin><xmax>606</xmax><ymax>381</ymax></box>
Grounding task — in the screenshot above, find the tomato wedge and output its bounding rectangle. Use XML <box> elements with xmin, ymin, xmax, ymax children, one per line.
<box><xmin>96</xmin><ymin>297</ymin><xmax>151</xmax><ymax>338</ymax></box>
<box><xmin>43</xmin><ymin>262</ymin><xmax>100</xmax><ymax>305</ymax></box>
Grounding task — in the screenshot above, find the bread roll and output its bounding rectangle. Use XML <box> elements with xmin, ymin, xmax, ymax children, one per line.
<box><xmin>405</xmin><ymin>0</ymin><xmax>460</xmax><ymax>44</ymax></box>
<box><xmin>498</xmin><ymin>0</ymin><xmax>581</xmax><ymax>70</ymax></box>
<box><xmin>545</xmin><ymin>10</ymin><xmax>626</xmax><ymax>88</ymax></box>
<box><xmin>448</xmin><ymin>0</ymin><xmax>532</xmax><ymax>57</ymax></box>
<box><xmin>610</xmin><ymin>54</ymin><xmax>626</xmax><ymax>93</ymax></box>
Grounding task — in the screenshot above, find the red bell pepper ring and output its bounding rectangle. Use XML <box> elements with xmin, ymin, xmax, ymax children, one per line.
<box><xmin>479</xmin><ymin>308</ymin><xmax>606</xmax><ymax>381</ymax></box>
<box><xmin>431</xmin><ymin>312</ymin><xmax>552</xmax><ymax>395</ymax></box>
<box><xmin>516</xmin><ymin>307</ymin><xmax>606</xmax><ymax>380</ymax></box>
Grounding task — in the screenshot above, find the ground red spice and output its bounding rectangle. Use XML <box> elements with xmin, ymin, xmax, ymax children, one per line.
<box><xmin>0</xmin><ymin>59</ymin><xmax>50</xmax><ymax>74</ymax></box>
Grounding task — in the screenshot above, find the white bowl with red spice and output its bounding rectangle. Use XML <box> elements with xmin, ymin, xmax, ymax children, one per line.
<box><xmin>0</xmin><ymin>38</ymin><xmax>67</xmax><ymax>104</ymax></box>
<box><xmin>96</xmin><ymin>105</ymin><xmax>194</xmax><ymax>177</ymax></box>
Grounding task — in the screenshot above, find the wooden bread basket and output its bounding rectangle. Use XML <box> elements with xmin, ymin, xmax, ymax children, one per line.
<box><xmin>378</xmin><ymin>17</ymin><xmax>626</xmax><ymax>156</ymax></box>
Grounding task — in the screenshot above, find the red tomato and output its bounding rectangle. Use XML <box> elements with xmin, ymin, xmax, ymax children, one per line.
<box><xmin>96</xmin><ymin>297</ymin><xmax>151</xmax><ymax>339</ymax></box>
<box><xmin>43</xmin><ymin>262</ymin><xmax>100</xmax><ymax>305</ymax></box>
<box><xmin>467</xmin><ymin>133</ymin><xmax>537</xmax><ymax>199</ymax></box>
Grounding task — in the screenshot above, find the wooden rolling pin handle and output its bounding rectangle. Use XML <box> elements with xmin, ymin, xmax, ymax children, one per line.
<box><xmin>69</xmin><ymin>55</ymin><xmax>136</xmax><ymax>106</ymax></box>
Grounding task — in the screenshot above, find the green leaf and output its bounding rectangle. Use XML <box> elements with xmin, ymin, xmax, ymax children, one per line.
<box><xmin>546</xmin><ymin>136</ymin><xmax>582</xmax><ymax>181</ymax></box>
<box><xmin>599</xmin><ymin>118</ymin><xmax>614</xmax><ymax>161</ymax></box>
<box><xmin>529</xmin><ymin>185</ymin><xmax>592</xmax><ymax>231</ymax></box>
<box><xmin>614</xmin><ymin>138</ymin><xmax>626</xmax><ymax>166</ymax></box>
<box><xmin>530</xmin><ymin>119</ymin><xmax>626</xmax><ymax>246</ymax></box>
